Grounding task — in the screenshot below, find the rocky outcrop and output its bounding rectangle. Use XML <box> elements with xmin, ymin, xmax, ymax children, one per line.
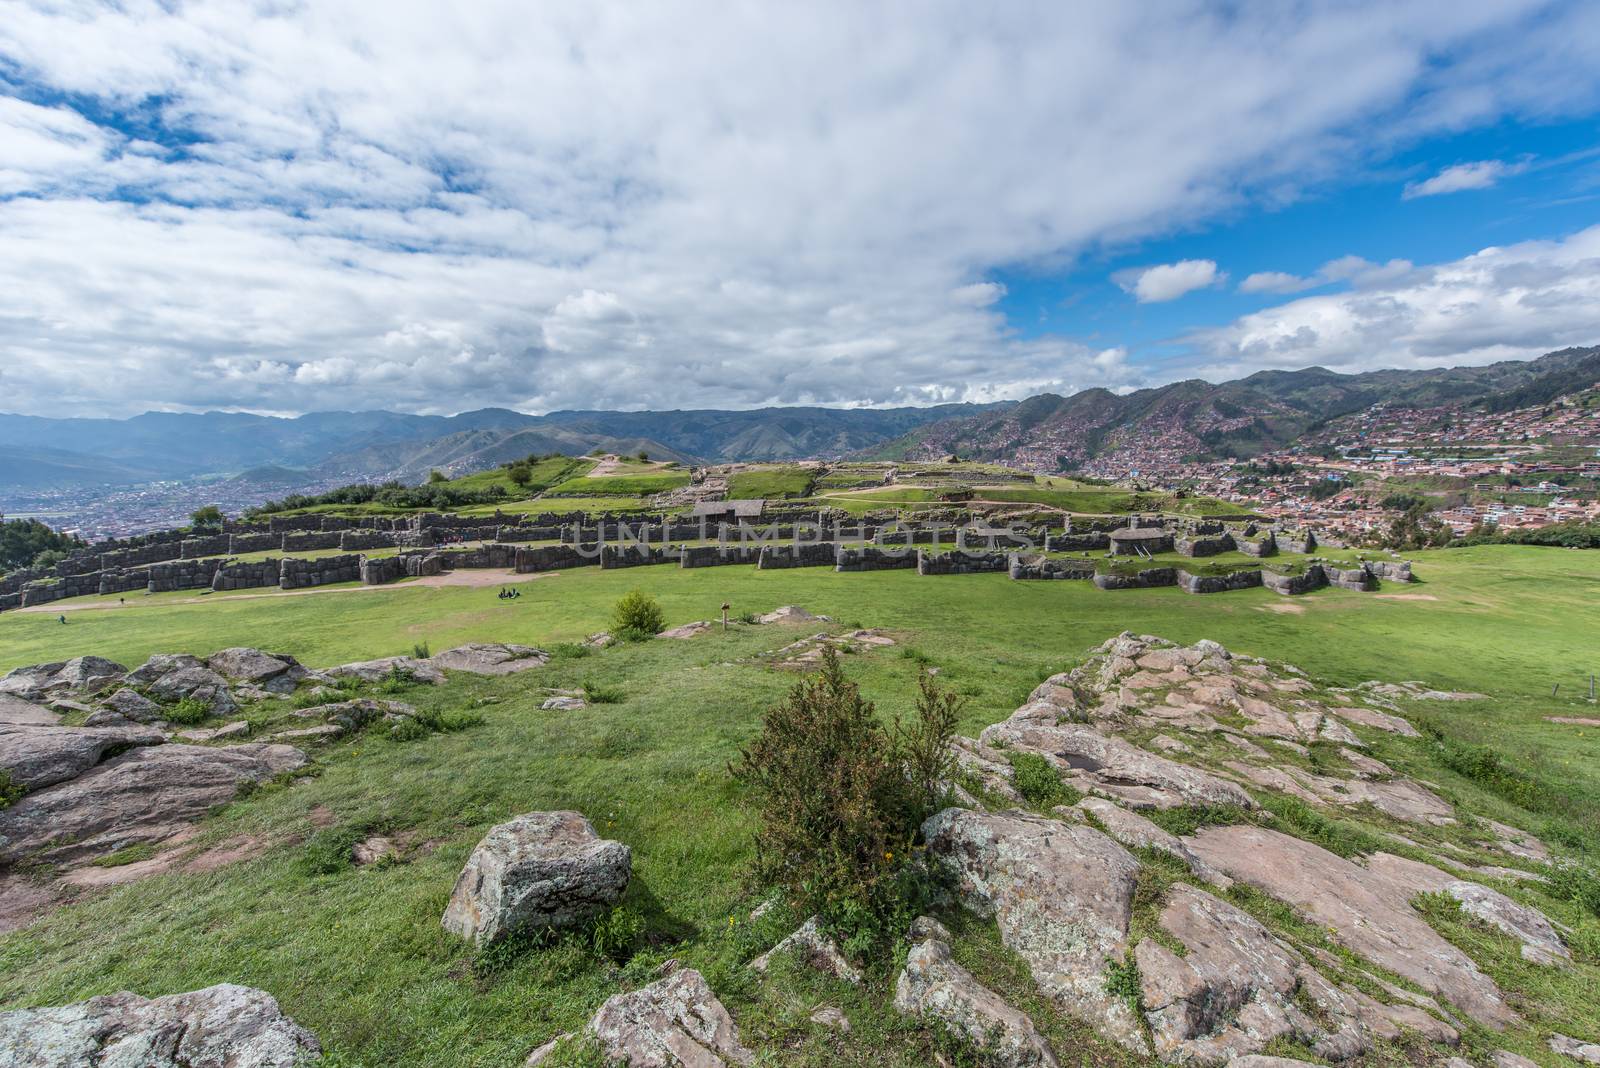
<box><xmin>326</xmin><ymin>656</ymin><xmax>445</xmax><ymax>685</ymax></box>
<box><xmin>129</xmin><ymin>654</ymin><xmax>239</xmax><ymax>716</ymax></box>
<box><xmin>0</xmin><ymin>693</ymin><xmax>59</xmax><ymax>726</ymax></box>
<box><xmin>442</xmin><ymin>811</ymin><xmax>631</xmax><ymax>945</ymax></box>
<box><xmin>1364</xmin><ymin>852</ymin><xmax>1569</xmax><ymax>966</ymax></box>
<box><xmin>1069</xmin><ymin>797</ymin><xmax>1232</xmax><ymax>889</ymax></box>
<box><xmin>750</xmin><ymin>916</ymin><xmax>861</xmax><ymax>984</ymax></box>
<box><xmin>426</xmin><ymin>643</ymin><xmax>549</xmax><ymax>676</ymax></box>
<box><xmin>755</xmin><ymin>605</ymin><xmax>829</xmax><ymax>624</ymax></box>
<box><xmin>922</xmin><ymin>807</ymin><xmax>1148</xmax><ymax>1052</ymax></box>
<box><xmin>1176</xmin><ymin>568</ymin><xmax>1262</xmax><ymax>594</ymax></box>
<box><xmin>1551</xmin><ymin>1034</ymin><xmax>1600</xmax><ymax>1065</ymax></box>
<box><xmin>588</xmin><ymin>967</ymin><xmax>752</xmax><ymax>1067</ymax></box>
<box><xmin>0</xmin><ymin>656</ymin><xmax>127</xmax><ymax>702</ymax></box>
<box><xmin>1186</xmin><ymin>825</ymin><xmax>1517</xmax><ymax>1028</ymax></box>
<box><xmin>895</xmin><ymin>918</ymin><xmax>1059</xmax><ymax>1068</ymax></box>
<box><xmin>0</xmin><ymin>742</ymin><xmax>307</xmax><ymax>865</ymax></box>
<box><xmin>0</xmin><ymin>722</ymin><xmax>164</xmax><ymax>792</ymax></box>
<box><xmin>0</xmin><ymin>983</ymin><xmax>321</xmax><ymax>1067</ymax></box>
<box><xmin>207</xmin><ymin>648</ymin><xmax>308</xmax><ymax>693</ymax></box>
<box><xmin>101</xmin><ymin>688</ymin><xmax>163</xmax><ymax>723</ymax></box>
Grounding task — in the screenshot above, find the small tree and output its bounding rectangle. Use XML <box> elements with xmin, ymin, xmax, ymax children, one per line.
<box><xmin>612</xmin><ymin>590</ymin><xmax>665</xmax><ymax>639</ymax></box>
<box><xmin>637</xmin><ymin>451</ymin><xmax>649</xmax><ymax>462</ymax></box>
<box><xmin>190</xmin><ymin>505</ymin><xmax>224</xmax><ymax>530</ymax></box>
<box><xmin>428</xmin><ymin>469</ymin><xmax>448</xmax><ymax>484</ymax></box>
<box><xmin>507</xmin><ymin>464</ymin><xmax>533</xmax><ymax>489</ymax></box>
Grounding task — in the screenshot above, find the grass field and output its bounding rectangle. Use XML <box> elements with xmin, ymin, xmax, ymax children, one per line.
<box><xmin>725</xmin><ymin>468</ymin><xmax>817</xmax><ymax>499</ymax></box>
<box><xmin>544</xmin><ymin>472</ymin><xmax>692</xmax><ymax>497</ymax></box>
<box><xmin>4</xmin><ymin>544</ymin><xmax>1600</xmax><ymax>1066</ymax></box>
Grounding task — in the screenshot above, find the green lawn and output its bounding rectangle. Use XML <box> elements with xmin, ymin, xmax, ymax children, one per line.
<box><xmin>725</xmin><ymin>467</ymin><xmax>818</xmax><ymax>499</ymax></box>
<box><xmin>544</xmin><ymin>471</ymin><xmax>691</xmax><ymax>497</ymax></box>
<box><xmin>4</xmin><ymin>544</ymin><xmax>1600</xmax><ymax>1066</ymax></box>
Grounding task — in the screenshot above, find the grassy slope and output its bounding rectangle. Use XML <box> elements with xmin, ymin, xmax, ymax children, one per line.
<box><xmin>3</xmin><ymin>545</ymin><xmax>1599</xmax><ymax>1066</ymax></box>
<box><xmin>725</xmin><ymin>468</ymin><xmax>817</xmax><ymax>499</ymax></box>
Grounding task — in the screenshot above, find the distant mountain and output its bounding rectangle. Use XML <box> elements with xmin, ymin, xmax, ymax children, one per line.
<box><xmin>0</xmin><ymin>402</ymin><xmax>1000</xmax><ymax>490</ymax></box>
<box><xmin>873</xmin><ymin>346</ymin><xmax>1600</xmax><ymax>471</ymax></box>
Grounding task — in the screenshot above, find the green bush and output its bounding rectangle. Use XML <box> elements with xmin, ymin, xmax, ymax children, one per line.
<box><xmin>388</xmin><ymin>718</ymin><xmax>429</xmax><ymax>742</ymax></box>
<box><xmin>1546</xmin><ymin>862</ymin><xmax>1600</xmax><ymax>919</ymax></box>
<box><xmin>611</xmin><ymin>590</ymin><xmax>665</xmax><ymax>638</ymax></box>
<box><xmin>411</xmin><ymin>641</ymin><xmax>431</xmax><ymax>659</ymax></box>
<box><xmin>0</xmin><ymin>770</ymin><xmax>22</xmax><ymax>810</ymax></box>
<box><xmin>165</xmin><ymin>697</ymin><xmax>212</xmax><ymax>725</ymax></box>
<box><xmin>733</xmin><ymin>646</ymin><xmax>956</xmax><ymax>952</ymax></box>
<box><xmin>413</xmin><ymin>708</ymin><xmax>486</xmax><ymax>734</ymax></box>
<box><xmin>1008</xmin><ymin>751</ymin><xmax>1079</xmax><ymax>809</ymax></box>
<box><xmin>1103</xmin><ymin>953</ymin><xmax>1142</xmax><ymax>1009</ymax></box>
<box><xmin>582</xmin><ymin>681</ymin><xmax>623</xmax><ymax>705</ymax></box>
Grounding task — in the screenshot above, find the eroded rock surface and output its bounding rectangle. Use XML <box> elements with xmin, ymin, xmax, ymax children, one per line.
<box><xmin>427</xmin><ymin>643</ymin><xmax>549</xmax><ymax>676</ymax></box>
<box><xmin>588</xmin><ymin>967</ymin><xmax>752</xmax><ymax>1067</ymax></box>
<box><xmin>750</xmin><ymin>915</ymin><xmax>861</xmax><ymax>984</ymax></box>
<box><xmin>206</xmin><ymin>648</ymin><xmax>308</xmax><ymax>693</ymax></box>
<box><xmin>0</xmin><ymin>983</ymin><xmax>320</xmax><ymax>1067</ymax></box>
<box><xmin>442</xmin><ymin>810</ymin><xmax>631</xmax><ymax>944</ymax></box>
<box><xmin>326</xmin><ymin>656</ymin><xmax>445</xmax><ymax>685</ymax></box>
<box><xmin>0</xmin><ymin>722</ymin><xmax>164</xmax><ymax>792</ymax></box>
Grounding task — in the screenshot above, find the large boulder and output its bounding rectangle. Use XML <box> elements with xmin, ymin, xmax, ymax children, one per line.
<box><xmin>326</xmin><ymin>656</ymin><xmax>445</xmax><ymax>685</ymax></box>
<box><xmin>0</xmin><ymin>657</ymin><xmax>126</xmax><ymax>701</ymax></box>
<box><xmin>0</xmin><ymin>722</ymin><xmax>164</xmax><ymax>792</ymax></box>
<box><xmin>129</xmin><ymin>654</ymin><xmax>238</xmax><ymax>716</ymax></box>
<box><xmin>0</xmin><ymin>693</ymin><xmax>59</xmax><ymax>727</ymax></box>
<box><xmin>0</xmin><ymin>983</ymin><xmax>320</xmax><ymax>1067</ymax></box>
<box><xmin>1186</xmin><ymin>825</ymin><xmax>1517</xmax><ymax>1028</ymax></box>
<box><xmin>442</xmin><ymin>811</ymin><xmax>631</xmax><ymax>944</ymax></box>
<box><xmin>99</xmin><ymin>688</ymin><xmax>164</xmax><ymax>723</ymax></box>
<box><xmin>206</xmin><ymin>648</ymin><xmax>308</xmax><ymax>694</ymax></box>
<box><xmin>426</xmin><ymin>643</ymin><xmax>549</xmax><ymax>676</ymax></box>
<box><xmin>921</xmin><ymin>807</ymin><xmax>1147</xmax><ymax>1052</ymax></box>
<box><xmin>0</xmin><ymin>743</ymin><xmax>307</xmax><ymax>865</ymax></box>
<box><xmin>588</xmin><ymin>967</ymin><xmax>752</xmax><ymax>1067</ymax></box>
<box><xmin>895</xmin><ymin>922</ymin><xmax>1059</xmax><ymax>1068</ymax></box>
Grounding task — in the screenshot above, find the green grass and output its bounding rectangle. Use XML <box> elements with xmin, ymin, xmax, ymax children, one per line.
<box><xmin>726</xmin><ymin>467</ymin><xmax>818</xmax><ymax>500</ymax></box>
<box><xmin>448</xmin><ymin>457</ymin><xmax>591</xmax><ymax>497</ymax></box>
<box><xmin>544</xmin><ymin>471</ymin><xmax>691</xmax><ymax>498</ymax></box>
<box><xmin>4</xmin><ymin>543</ymin><xmax>1600</xmax><ymax>1065</ymax></box>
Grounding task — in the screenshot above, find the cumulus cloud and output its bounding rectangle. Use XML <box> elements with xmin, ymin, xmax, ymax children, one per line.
<box><xmin>1238</xmin><ymin>271</ymin><xmax>1317</xmax><ymax>295</ymax></box>
<box><xmin>1</xmin><ymin>2</ymin><xmax>1599</xmax><ymax>415</ymax></box>
<box><xmin>1403</xmin><ymin>159</ymin><xmax>1524</xmax><ymax>198</ymax></box>
<box><xmin>1187</xmin><ymin>225</ymin><xmax>1600</xmax><ymax>377</ymax></box>
<box><xmin>1236</xmin><ymin>254</ymin><xmax>1418</xmax><ymax>295</ymax></box>
<box><xmin>1115</xmin><ymin>260</ymin><xmax>1224</xmax><ymax>303</ymax></box>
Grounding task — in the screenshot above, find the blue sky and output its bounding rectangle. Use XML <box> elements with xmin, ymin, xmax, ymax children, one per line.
<box><xmin>1</xmin><ymin>2</ymin><xmax>1599</xmax><ymax>417</ymax></box>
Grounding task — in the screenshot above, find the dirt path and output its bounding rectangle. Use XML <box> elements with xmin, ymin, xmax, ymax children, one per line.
<box><xmin>17</xmin><ymin>568</ymin><xmax>558</xmax><ymax>614</ymax></box>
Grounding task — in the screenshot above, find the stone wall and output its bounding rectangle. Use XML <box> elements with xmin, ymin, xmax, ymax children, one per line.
<box><xmin>180</xmin><ymin>534</ymin><xmax>232</xmax><ymax>559</ymax></box>
<box><xmin>756</xmin><ymin>542</ymin><xmax>838</xmax><ymax>569</ymax></box>
<box><xmin>1234</xmin><ymin>534</ymin><xmax>1278</xmax><ymax>557</ymax></box>
<box><xmin>228</xmin><ymin>532</ymin><xmax>280</xmax><ymax>555</ymax></box>
<box><xmin>1277</xmin><ymin>530</ymin><xmax>1317</xmax><ymax>554</ymax></box>
<box><xmin>1176</xmin><ymin>568</ymin><xmax>1263</xmax><ymax>594</ymax></box>
<box><xmin>1174</xmin><ymin>533</ymin><xmax>1235</xmax><ymax>557</ymax></box>
<box><xmin>20</xmin><ymin>580</ymin><xmax>65</xmax><ymax>607</ymax></box>
<box><xmin>98</xmin><ymin>542</ymin><xmax>183</xmax><ymax>570</ymax></box>
<box><xmin>1364</xmin><ymin>559</ymin><xmax>1412</xmax><ymax>582</ymax></box>
<box><xmin>1262</xmin><ymin>567</ymin><xmax>1325</xmax><ymax>596</ymax></box>
<box><xmin>339</xmin><ymin>530</ymin><xmax>398</xmax><ymax>551</ymax></box>
<box><xmin>515</xmin><ymin>544</ymin><xmax>600</xmax><ymax>572</ymax></box>
<box><xmin>269</xmin><ymin>515</ymin><xmax>325</xmax><ymax>533</ymax></box>
<box><xmin>97</xmin><ymin>568</ymin><xmax>150</xmax><ymax>595</ymax></box>
<box><xmin>1092</xmin><ymin>566</ymin><xmax>1177</xmax><ymax>590</ymax></box>
<box><xmin>432</xmin><ymin>544</ymin><xmax>520</xmax><ymax>570</ymax></box>
<box><xmin>1045</xmin><ymin>531</ymin><xmax>1110</xmax><ymax>552</ymax></box>
<box><xmin>600</xmin><ymin>543</ymin><xmax>678</xmax><ymax>569</ymax></box>
<box><xmin>212</xmin><ymin>558</ymin><xmax>281</xmax><ymax>591</ymax></box>
<box><xmin>493</xmin><ymin>525</ymin><xmax>563</xmax><ymax>543</ymax></box>
<box><xmin>279</xmin><ymin>554</ymin><xmax>360</xmax><ymax>590</ymax></box>
<box><xmin>281</xmin><ymin>531</ymin><xmax>343</xmax><ymax>553</ymax></box>
<box><xmin>1108</xmin><ymin>528</ymin><xmax>1174</xmax><ymax>556</ymax></box>
<box><xmin>835</xmin><ymin>545</ymin><xmax>916</xmax><ymax>572</ymax></box>
<box><xmin>148</xmin><ymin>558</ymin><xmax>223</xmax><ymax>593</ymax></box>
<box><xmin>1008</xmin><ymin>554</ymin><xmax>1096</xmax><ymax>580</ymax></box>
<box><xmin>1324</xmin><ymin>564</ymin><xmax>1375</xmax><ymax>591</ymax></box>
<box><xmin>680</xmin><ymin>544</ymin><xmax>762</xmax><ymax>568</ymax></box>
<box><xmin>917</xmin><ymin>549</ymin><xmax>1008</xmax><ymax>575</ymax></box>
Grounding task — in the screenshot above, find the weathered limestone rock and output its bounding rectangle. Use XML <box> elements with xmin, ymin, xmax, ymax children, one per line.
<box><xmin>206</xmin><ymin>648</ymin><xmax>308</xmax><ymax>693</ymax></box>
<box><xmin>588</xmin><ymin>967</ymin><xmax>753</xmax><ymax>1067</ymax></box>
<box><xmin>1328</xmin><ymin>705</ymin><xmax>1420</xmax><ymax>737</ymax></box>
<box><xmin>326</xmin><ymin>656</ymin><xmax>445</xmax><ymax>685</ymax></box>
<box><xmin>127</xmin><ymin>654</ymin><xmax>239</xmax><ymax>716</ymax></box>
<box><xmin>659</xmin><ymin>621</ymin><xmax>714</xmax><ymax>640</ymax></box>
<box><xmin>1494</xmin><ymin>1052</ymin><xmax>1542</xmax><ymax>1068</ymax></box>
<box><xmin>1070</xmin><ymin>797</ymin><xmax>1232</xmax><ymax>889</ymax></box>
<box><xmin>0</xmin><ymin>693</ymin><xmax>59</xmax><ymax>726</ymax></box>
<box><xmin>1186</xmin><ymin>825</ymin><xmax>1517</xmax><ymax>1028</ymax></box>
<box><xmin>922</xmin><ymin>807</ymin><xmax>1148</xmax><ymax>1051</ymax></box>
<box><xmin>442</xmin><ymin>811</ymin><xmax>631</xmax><ymax>944</ymax></box>
<box><xmin>750</xmin><ymin>916</ymin><xmax>861</xmax><ymax>984</ymax></box>
<box><xmin>0</xmin><ymin>983</ymin><xmax>321</xmax><ymax>1067</ymax></box>
<box><xmin>895</xmin><ymin>926</ymin><xmax>1059</xmax><ymax>1068</ymax></box>
<box><xmin>426</xmin><ymin>643</ymin><xmax>549</xmax><ymax>676</ymax></box>
<box><xmin>1366</xmin><ymin>852</ymin><xmax>1569</xmax><ymax>966</ymax></box>
<box><xmin>1136</xmin><ymin>884</ymin><xmax>1368</xmax><ymax>1063</ymax></box>
<box><xmin>0</xmin><ymin>743</ymin><xmax>307</xmax><ymax>865</ymax></box>
<box><xmin>0</xmin><ymin>657</ymin><xmax>127</xmax><ymax>701</ymax></box>
<box><xmin>0</xmin><ymin>722</ymin><xmax>165</xmax><ymax>792</ymax></box>
<box><xmin>1551</xmin><ymin>1034</ymin><xmax>1600</xmax><ymax>1065</ymax></box>
<box><xmin>756</xmin><ymin>605</ymin><xmax>830</xmax><ymax>625</ymax></box>
<box><xmin>101</xmin><ymin>688</ymin><xmax>163</xmax><ymax>723</ymax></box>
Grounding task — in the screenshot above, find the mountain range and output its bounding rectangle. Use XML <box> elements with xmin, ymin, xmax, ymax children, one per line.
<box><xmin>873</xmin><ymin>346</ymin><xmax>1600</xmax><ymax>470</ymax></box>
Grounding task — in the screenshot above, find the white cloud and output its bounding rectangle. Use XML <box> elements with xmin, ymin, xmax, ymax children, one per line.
<box><xmin>1403</xmin><ymin>159</ymin><xmax>1523</xmax><ymax>198</ymax></box>
<box><xmin>1238</xmin><ymin>271</ymin><xmax>1317</xmax><ymax>295</ymax></box>
<box><xmin>1187</xmin><ymin>225</ymin><xmax>1600</xmax><ymax>377</ymax></box>
<box><xmin>0</xmin><ymin>2</ymin><xmax>1598</xmax><ymax>415</ymax></box>
<box><xmin>1116</xmin><ymin>260</ymin><xmax>1223</xmax><ymax>303</ymax></box>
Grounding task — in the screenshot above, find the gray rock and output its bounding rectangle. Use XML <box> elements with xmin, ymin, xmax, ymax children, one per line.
<box><xmin>0</xmin><ymin>982</ymin><xmax>320</xmax><ymax>1067</ymax></box>
<box><xmin>101</xmin><ymin>688</ymin><xmax>163</xmax><ymax>723</ymax></box>
<box><xmin>1186</xmin><ymin>825</ymin><xmax>1517</xmax><ymax>1029</ymax></box>
<box><xmin>1494</xmin><ymin>1052</ymin><xmax>1541</xmax><ymax>1068</ymax></box>
<box><xmin>0</xmin><ymin>743</ymin><xmax>307</xmax><ymax>865</ymax></box>
<box><xmin>588</xmin><ymin>967</ymin><xmax>752</xmax><ymax>1067</ymax></box>
<box><xmin>426</xmin><ymin>643</ymin><xmax>549</xmax><ymax>676</ymax></box>
<box><xmin>0</xmin><ymin>722</ymin><xmax>165</xmax><ymax>792</ymax></box>
<box><xmin>895</xmin><ymin>930</ymin><xmax>1059</xmax><ymax>1068</ymax></box>
<box><xmin>0</xmin><ymin>693</ymin><xmax>59</xmax><ymax>726</ymax></box>
<box><xmin>756</xmin><ymin>605</ymin><xmax>830</xmax><ymax>625</ymax></box>
<box><xmin>922</xmin><ymin>807</ymin><xmax>1147</xmax><ymax>1052</ymax></box>
<box><xmin>148</xmin><ymin>665</ymin><xmax>238</xmax><ymax>716</ymax></box>
<box><xmin>0</xmin><ymin>657</ymin><xmax>125</xmax><ymax>701</ymax></box>
<box><xmin>750</xmin><ymin>916</ymin><xmax>861</xmax><ymax>984</ymax></box>
<box><xmin>207</xmin><ymin>648</ymin><xmax>308</xmax><ymax>693</ymax></box>
<box><xmin>1552</xmin><ymin>1034</ymin><xmax>1600</xmax><ymax>1065</ymax></box>
<box><xmin>1365</xmin><ymin>853</ymin><xmax>1569</xmax><ymax>966</ymax></box>
<box><xmin>542</xmin><ymin>696</ymin><xmax>587</xmax><ymax>711</ymax></box>
<box><xmin>442</xmin><ymin>810</ymin><xmax>631</xmax><ymax>944</ymax></box>
<box><xmin>809</xmin><ymin>1006</ymin><xmax>849</xmax><ymax>1032</ymax></box>
<box><xmin>1071</xmin><ymin>797</ymin><xmax>1232</xmax><ymax>889</ymax></box>
<box><xmin>326</xmin><ymin>656</ymin><xmax>445</xmax><ymax>685</ymax></box>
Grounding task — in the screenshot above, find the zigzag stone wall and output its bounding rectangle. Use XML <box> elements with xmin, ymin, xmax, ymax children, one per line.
<box><xmin>282</xmin><ymin>531</ymin><xmax>343</xmax><ymax>553</ymax></box>
<box><xmin>280</xmin><ymin>554</ymin><xmax>360</xmax><ymax>590</ymax></box>
<box><xmin>917</xmin><ymin>549</ymin><xmax>1008</xmax><ymax>575</ymax></box>
<box><xmin>212</xmin><ymin>558</ymin><xmax>281</xmax><ymax>591</ymax></box>
<box><xmin>1008</xmin><ymin>554</ymin><xmax>1096</xmax><ymax>580</ymax></box>
<box><xmin>1177</xmin><ymin>568</ymin><xmax>1263</xmax><ymax>594</ymax></box>
<box><xmin>756</xmin><ymin>542</ymin><xmax>837</xmax><ymax>569</ymax></box>
<box><xmin>148</xmin><ymin>558</ymin><xmax>223</xmax><ymax>593</ymax></box>
<box><xmin>835</xmin><ymin>545</ymin><xmax>916</xmax><ymax>572</ymax></box>
<box><xmin>680</xmin><ymin>544</ymin><xmax>762</xmax><ymax>568</ymax></box>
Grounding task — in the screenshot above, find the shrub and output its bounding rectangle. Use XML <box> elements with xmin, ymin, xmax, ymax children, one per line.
<box><xmin>1008</xmin><ymin>751</ymin><xmax>1079</xmax><ymax>809</ymax></box>
<box><xmin>388</xmin><ymin>718</ymin><xmax>429</xmax><ymax>742</ymax></box>
<box><xmin>582</xmin><ymin>681</ymin><xmax>623</xmax><ymax>705</ymax></box>
<box><xmin>1103</xmin><ymin>953</ymin><xmax>1142</xmax><ymax>1009</ymax></box>
<box><xmin>612</xmin><ymin>590</ymin><xmax>664</xmax><ymax>638</ymax></box>
<box><xmin>377</xmin><ymin>664</ymin><xmax>418</xmax><ymax>694</ymax></box>
<box><xmin>165</xmin><ymin>697</ymin><xmax>212</xmax><ymax>725</ymax></box>
<box><xmin>411</xmin><ymin>641</ymin><xmax>431</xmax><ymax>660</ymax></box>
<box><xmin>733</xmin><ymin>646</ymin><xmax>956</xmax><ymax>952</ymax></box>
<box><xmin>0</xmin><ymin>770</ymin><xmax>23</xmax><ymax>810</ymax></box>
